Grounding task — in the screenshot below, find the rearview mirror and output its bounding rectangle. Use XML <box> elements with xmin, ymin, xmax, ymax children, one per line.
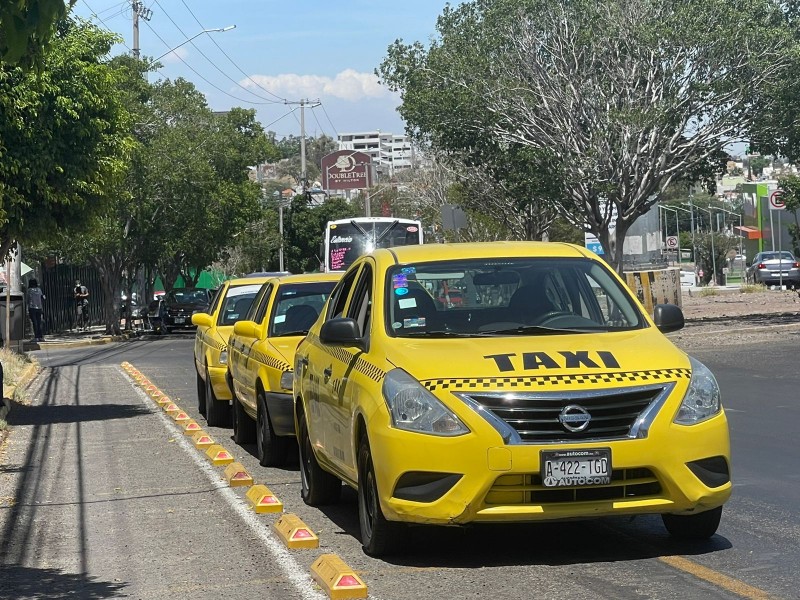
<box><xmin>653</xmin><ymin>303</ymin><xmax>684</xmax><ymax>334</ymax></box>
<box><xmin>191</xmin><ymin>312</ymin><xmax>212</xmax><ymax>328</ymax></box>
<box><xmin>473</xmin><ymin>270</ymin><xmax>520</xmax><ymax>286</ymax></box>
<box><xmin>320</xmin><ymin>317</ymin><xmax>363</xmax><ymax>348</ymax></box>
<box><xmin>233</xmin><ymin>320</ymin><xmax>261</xmax><ymax>339</ymax></box>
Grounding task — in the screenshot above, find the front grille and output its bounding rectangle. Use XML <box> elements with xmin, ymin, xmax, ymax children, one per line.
<box><xmin>459</xmin><ymin>385</ymin><xmax>667</xmax><ymax>443</ymax></box>
<box><xmin>486</xmin><ymin>468</ymin><xmax>661</xmax><ymax>505</ymax></box>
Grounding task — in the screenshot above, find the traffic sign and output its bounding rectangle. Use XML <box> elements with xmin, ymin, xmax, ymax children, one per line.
<box><xmin>769</xmin><ymin>189</ymin><xmax>785</xmax><ymax>210</ymax></box>
<box><xmin>666</xmin><ymin>236</ymin><xmax>678</xmax><ymax>249</ymax></box>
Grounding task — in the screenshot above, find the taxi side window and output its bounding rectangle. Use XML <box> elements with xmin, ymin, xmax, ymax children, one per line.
<box><xmin>208</xmin><ymin>284</ymin><xmax>226</xmax><ymax>316</ymax></box>
<box><xmin>249</xmin><ymin>283</ymin><xmax>273</xmax><ymax>323</ymax></box>
<box><xmin>347</xmin><ymin>264</ymin><xmax>372</xmax><ymax>339</ymax></box>
<box><xmin>327</xmin><ymin>269</ymin><xmax>359</xmax><ymax>320</ymax></box>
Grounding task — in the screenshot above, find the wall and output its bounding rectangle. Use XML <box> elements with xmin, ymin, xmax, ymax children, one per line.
<box><xmin>624</xmin><ymin>267</ymin><xmax>682</xmax><ymax>314</ymax></box>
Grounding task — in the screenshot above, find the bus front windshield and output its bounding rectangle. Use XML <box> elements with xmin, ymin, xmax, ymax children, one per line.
<box><xmin>328</xmin><ymin>220</ymin><xmax>420</xmax><ymax>271</ymax></box>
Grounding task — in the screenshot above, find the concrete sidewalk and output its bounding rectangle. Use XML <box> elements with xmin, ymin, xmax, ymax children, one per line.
<box><xmin>20</xmin><ymin>326</ymin><xmax>142</xmax><ymax>351</ymax></box>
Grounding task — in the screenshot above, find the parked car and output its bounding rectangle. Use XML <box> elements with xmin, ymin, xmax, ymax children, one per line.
<box><xmin>192</xmin><ymin>275</ymin><xmax>272</xmax><ymax>426</ymax></box>
<box><xmin>745</xmin><ymin>251</ymin><xmax>800</xmax><ymax>287</ymax></box>
<box><xmin>226</xmin><ymin>272</ymin><xmax>341</xmax><ymax>466</ymax></box>
<box><xmin>159</xmin><ymin>288</ymin><xmax>212</xmax><ymax>333</ymax></box>
<box><xmin>294</xmin><ymin>241</ymin><xmax>731</xmax><ymax>556</ymax></box>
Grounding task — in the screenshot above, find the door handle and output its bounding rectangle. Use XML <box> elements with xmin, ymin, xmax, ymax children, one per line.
<box><xmin>323</xmin><ymin>366</ymin><xmax>332</xmax><ymax>382</ymax></box>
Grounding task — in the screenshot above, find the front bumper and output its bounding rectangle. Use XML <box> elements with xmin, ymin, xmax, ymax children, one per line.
<box><xmin>264</xmin><ymin>392</ymin><xmax>294</xmax><ymax>437</ymax></box>
<box><xmin>368</xmin><ymin>410</ymin><xmax>731</xmax><ymax>526</ymax></box>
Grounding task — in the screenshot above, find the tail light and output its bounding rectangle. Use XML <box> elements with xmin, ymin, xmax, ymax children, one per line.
<box><xmin>793</xmin><ymin>262</ymin><xmax>800</xmax><ymax>268</ymax></box>
<box><xmin>758</xmin><ymin>263</ymin><xmax>767</xmax><ymax>269</ymax></box>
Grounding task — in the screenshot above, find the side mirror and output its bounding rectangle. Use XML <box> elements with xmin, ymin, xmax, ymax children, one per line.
<box><xmin>653</xmin><ymin>303</ymin><xmax>685</xmax><ymax>334</ymax></box>
<box><xmin>320</xmin><ymin>317</ymin><xmax>363</xmax><ymax>348</ymax></box>
<box><xmin>192</xmin><ymin>312</ymin><xmax>213</xmax><ymax>328</ymax></box>
<box><xmin>233</xmin><ymin>320</ymin><xmax>261</xmax><ymax>338</ymax></box>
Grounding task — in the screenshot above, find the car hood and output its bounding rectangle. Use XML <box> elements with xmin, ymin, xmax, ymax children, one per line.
<box><xmin>166</xmin><ymin>301</ymin><xmax>206</xmax><ymax>311</ymax></box>
<box><xmin>384</xmin><ymin>327</ymin><xmax>690</xmax><ymax>386</ymax></box>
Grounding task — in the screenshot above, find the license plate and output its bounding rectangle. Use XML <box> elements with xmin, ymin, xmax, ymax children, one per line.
<box><xmin>541</xmin><ymin>448</ymin><xmax>611</xmax><ymax>487</ymax></box>
<box><xmin>174</xmin><ymin>317</ymin><xmax>185</xmax><ymax>324</ymax></box>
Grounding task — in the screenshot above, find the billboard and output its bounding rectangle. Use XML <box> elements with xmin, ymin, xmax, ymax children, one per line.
<box><xmin>321</xmin><ymin>150</ymin><xmax>373</xmax><ymax>191</ymax></box>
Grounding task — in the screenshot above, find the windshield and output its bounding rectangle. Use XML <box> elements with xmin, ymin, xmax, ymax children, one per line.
<box><xmin>386</xmin><ymin>257</ymin><xmax>645</xmax><ymax>337</ymax></box>
<box><xmin>269</xmin><ymin>281</ymin><xmax>338</xmax><ymax>336</ymax></box>
<box><xmin>217</xmin><ymin>284</ymin><xmax>262</xmax><ymax>326</ymax></box>
<box><xmin>166</xmin><ymin>289</ymin><xmax>209</xmax><ymax>306</ymax></box>
<box><xmin>328</xmin><ymin>220</ymin><xmax>421</xmax><ymax>271</ymax></box>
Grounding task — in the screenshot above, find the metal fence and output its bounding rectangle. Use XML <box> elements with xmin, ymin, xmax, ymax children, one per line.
<box><xmin>36</xmin><ymin>264</ymin><xmax>106</xmax><ymax>334</ymax></box>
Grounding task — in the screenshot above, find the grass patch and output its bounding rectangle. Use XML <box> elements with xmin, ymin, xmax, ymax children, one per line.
<box><xmin>739</xmin><ymin>283</ymin><xmax>766</xmax><ymax>294</ymax></box>
<box><xmin>1</xmin><ymin>347</ymin><xmax>33</xmax><ymax>390</ymax></box>
<box><xmin>698</xmin><ymin>288</ymin><xmax>719</xmax><ymax>297</ymax></box>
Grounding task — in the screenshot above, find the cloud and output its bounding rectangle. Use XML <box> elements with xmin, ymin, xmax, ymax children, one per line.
<box><xmin>241</xmin><ymin>69</ymin><xmax>391</xmax><ymax>101</ymax></box>
<box><xmin>158</xmin><ymin>46</ymin><xmax>189</xmax><ymax>64</ymax></box>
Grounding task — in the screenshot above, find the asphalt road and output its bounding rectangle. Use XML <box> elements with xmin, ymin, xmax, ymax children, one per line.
<box><xmin>0</xmin><ymin>329</ymin><xmax>797</xmax><ymax>600</ymax></box>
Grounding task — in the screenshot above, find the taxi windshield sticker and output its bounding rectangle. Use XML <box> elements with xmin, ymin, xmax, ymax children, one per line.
<box><xmin>398</xmin><ymin>298</ymin><xmax>417</xmax><ymax>309</ymax></box>
<box><xmin>403</xmin><ymin>317</ymin><xmax>426</xmax><ymax>328</ymax></box>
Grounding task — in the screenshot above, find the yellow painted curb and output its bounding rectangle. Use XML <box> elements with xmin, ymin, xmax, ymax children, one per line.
<box><xmin>273</xmin><ymin>513</ymin><xmax>319</xmax><ymax>549</ymax></box>
<box><xmin>172</xmin><ymin>411</ymin><xmax>190</xmax><ymax>424</ymax></box>
<box><xmin>163</xmin><ymin>403</ymin><xmax>180</xmax><ymax>417</ymax></box>
<box><xmin>192</xmin><ymin>431</ymin><xmax>215</xmax><ymax>449</ymax></box>
<box><xmin>310</xmin><ymin>554</ymin><xmax>367</xmax><ymax>599</ymax></box>
<box><xmin>223</xmin><ymin>462</ymin><xmax>254</xmax><ymax>487</ymax></box>
<box><xmin>246</xmin><ymin>485</ymin><xmax>283</xmax><ymax>513</ymax></box>
<box><xmin>155</xmin><ymin>396</ymin><xmax>172</xmax><ymax>408</ymax></box>
<box><xmin>181</xmin><ymin>420</ymin><xmax>202</xmax><ymax>435</ymax></box>
<box><xmin>205</xmin><ymin>444</ymin><xmax>234</xmax><ymax>465</ymax></box>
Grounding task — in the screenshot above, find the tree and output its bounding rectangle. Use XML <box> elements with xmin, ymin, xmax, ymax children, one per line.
<box><xmin>777</xmin><ymin>174</ymin><xmax>800</xmax><ymax>257</ymax></box>
<box><xmin>0</xmin><ymin>0</ymin><xmax>75</xmax><ymax>68</ymax></box>
<box><xmin>0</xmin><ymin>17</ymin><xmax>128</xmax><ymax>260</ymax></box>
<box><xmin>378</xmin><ymin>0</ymin><xmax>793</xmax><ymax>272</ymax></box>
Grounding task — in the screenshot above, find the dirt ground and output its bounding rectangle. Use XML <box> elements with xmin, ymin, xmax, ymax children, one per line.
<box><xmin>671</xmin><ymin>287</ymin><xmax>800</xmax><ymax>351</ymax></box>
<box><xmin>680</xmin><ymin>286</ymin><xmax>800</xmax><ymax>320</ymax></box>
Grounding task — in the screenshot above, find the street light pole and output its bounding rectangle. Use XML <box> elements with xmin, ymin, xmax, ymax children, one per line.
<box><xmin>148</xmin><ymin>25</ymin><xmax>236</xmax><ymax>64</ymax></box>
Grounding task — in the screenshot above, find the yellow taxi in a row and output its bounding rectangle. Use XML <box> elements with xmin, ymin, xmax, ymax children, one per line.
<box><xmin>294</xmin><ymin>241</ymin><xmax>731</xmax><ymax>556</ymax></box>
<box><xmin>227</xmin><ymin>273</ymin><xmax>341</xmax><ymax>466</ymax></box>
<box><xmin>192</xmin><ymin>275</ymin><xmax>270</xmax><ymax>426</ymax></box>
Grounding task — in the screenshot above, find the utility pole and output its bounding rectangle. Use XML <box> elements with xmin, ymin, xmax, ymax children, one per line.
<box><xmin>131</xmin><ymin>1</ymin><xmax>152</xmax><ymax>59</ymax></box>
<box><xmin>284</xmin><ymin>99</ymin><xmax>320</xmax><ymax>194</ymax></box>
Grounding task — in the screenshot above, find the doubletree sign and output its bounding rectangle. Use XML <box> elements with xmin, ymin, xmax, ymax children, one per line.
<box><xmin>321</xmin><ymin>150</ymin><xmax>372</xmax><ymax>191</ymax></box>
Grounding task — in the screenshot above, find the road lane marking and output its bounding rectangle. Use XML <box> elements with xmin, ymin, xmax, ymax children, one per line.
<box><xmin>122</xmin><ymin>367</ymin><xmax>328</xmax><ymax>600</ymax></box>
<box><xmin>659</xmin><ymin>555</ymin><xmax>776</xmax><ymax>600</ymax></box>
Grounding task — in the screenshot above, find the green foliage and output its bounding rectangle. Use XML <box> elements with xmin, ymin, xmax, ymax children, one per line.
<box><xmin>0</xmin><ymin>0</ymin><xmax>74</xmax><ymax>68</ymax></box>
<box><xmin>0</xmin><ymin>17</ymin><xmax>127</xmax><ymax>259</ymax></box>
<box><xmin>282</xmin><ymin>196</ymin><xmax>353</xmax><ymax>273</ymax></box>
<box><xmin>777</xmin><ymin>174</ymin><xmax>800</xmax><ymax>256</ymax></box>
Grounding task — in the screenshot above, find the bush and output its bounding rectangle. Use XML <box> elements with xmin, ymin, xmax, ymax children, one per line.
<box><xmin>698</xmin><ymin>288</ymin><xmax>719</xmax><ymax>297</ymax></box>
<box><xmin>739</xmin><ymin>284</ymin><xmax>765</xmax><ymax>294</ymax></box>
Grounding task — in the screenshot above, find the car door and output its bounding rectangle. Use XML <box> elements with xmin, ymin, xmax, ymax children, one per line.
<box><xmin>230</xmin><ymin>283</ymin><xmax>272</xmax><ymax>405</ymax></box>
<box><xmin>302</xmin><ymin>267</ymin><xmax>360</xmax><ymax>462</ymax></box>
<box><xmin>327</xmin><ymin>261</ymin><xmax>374</xmax><ymax>481</ymax></box>
<box><xmin>195</xmin><ymin>282</ymin><xmax>227</xmax><ymax>373</ymax></box>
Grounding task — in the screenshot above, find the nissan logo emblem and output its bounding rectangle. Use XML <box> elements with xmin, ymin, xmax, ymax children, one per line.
<box><xmin>558</xmin><ymin>404</ymin><xmax>592</xmax><ymax>432</ymax></box>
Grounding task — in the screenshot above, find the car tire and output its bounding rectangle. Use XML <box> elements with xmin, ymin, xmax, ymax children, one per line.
<box><xmin>297</xmin><ymin>408</ymin><xmax>341</xmax><ymax>506</ymax></box>
<box><xmin>233</xmin><ymin>394</ymin><xmax>256</xmax><ymax>445</ymax></box>
<box><xmin>205</xmin><ymin>371</ymin><xmax>231</xmax><ymax>427</ymax></box>
<box><xmin>196</xmin><ymin>371</ymin><xmax>207</xmax><ymax>417</ymax></box>
<box><xmin>662</xmin><ymin>506</ymin><xmax>722</xmax><ymax>540</ymax></box>
<box><xmin>256</xmin><ymin>392</ymin><xmax>288</xmax><ymax>467</ymax></box>
<box><xmin>358</xmin><ymin>435</ymin><xmax>403</xmax><ymax>557</ymax></box>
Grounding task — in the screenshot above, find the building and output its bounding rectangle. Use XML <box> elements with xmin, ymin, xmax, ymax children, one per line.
<box><xmin>337</xmin><ymin>131</ymin><xmax>418</xmax><ymax>176</ymax></box>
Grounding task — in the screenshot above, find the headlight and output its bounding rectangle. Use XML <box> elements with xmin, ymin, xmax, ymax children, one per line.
<box><xmin>219</xmin><ymin>349</ymin><xmax>228</xmax><ymax>365</ymax></box>
<box><xmin>382</xmin><ymin>369</ymin><xmax>469</xmax><ymax>436</ymax></box>
<box><xmin>674</xmin><ymin>356</ymin><xmax>721</xmax><ymax>425</ymax></box>
<box><xmin>280</xmin><ymin>371</ymin><xmax>294</xmax><ymax>391</ymax></box>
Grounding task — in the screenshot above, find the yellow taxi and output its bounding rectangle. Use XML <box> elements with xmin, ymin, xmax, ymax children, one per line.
<box><xmin>192</xmin><ymin>275</ymin><xmax>270</xmax><ymax>426</ymax></box>
<box><xmin>227</xmin><ymin>272</ymin><xmax>341</xmax><ymax>466</ymax></box>
<box><xmin>293</xmin><ymin>242</ymin><xmax>732</xmax><ymax>556</ymax></box>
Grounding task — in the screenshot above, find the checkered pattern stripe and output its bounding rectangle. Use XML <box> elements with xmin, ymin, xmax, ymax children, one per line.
<box><xmin>202</xmin><ymin>335</ymin><xmax>226</xmax><ymax>352</ymax></box>
<box><xmin>305</xmin><ymin>332</ymin><xmax>385</xmax><ymax>382</ymax></box>
<box><xmin>421</xmin><ymin>368</ymin><xmax>691</xmax><ymax>392</ymax></box>
<box><xmin>252</xmin><ymin>350</ymin><xmax>291</xmax><ymax>372</ymax></box>
<box><xmin>354</xmin><ymin>357</ymin><xmax>385</xmax><ymax>382</ymax></box>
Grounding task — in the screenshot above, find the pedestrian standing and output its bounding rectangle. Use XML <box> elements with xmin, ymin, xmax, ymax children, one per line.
<box><xmin>28</xmin><ymin>278</ymin><xmax>46</xmax><ymax>342</ymax></box>
<box><xmin>74</xmin><ymin>279</ymin><xmax>89</xmax><ymax>331</ymax></box>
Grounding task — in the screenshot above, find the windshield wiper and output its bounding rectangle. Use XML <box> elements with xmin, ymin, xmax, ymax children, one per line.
<box><xmin>275</xmin><ymin>330</ymin><xmax>309</xmax><ymax>337</ymax></box>
<box><xmin>480</xmin><ymin>325</ymin><xmax>598</xmax><ymax>335</ymax></box>
<box><xmin>401</xmin><ymin>330</ymin><xmax>493</xmax><ymax>338</ymax></box>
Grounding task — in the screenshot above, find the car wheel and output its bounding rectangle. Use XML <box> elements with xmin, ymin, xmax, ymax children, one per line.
<box><xmin>256</xmin><ymin>392</ymin><xmax>288</xmax><ymax>467</ymax></box>
<box><xmin>232</xmin><ymin>394</ymin><xmax>256</xmax><ymax>445</ymax></box>
<box><xmin>196</xmin><ymin>371</ymin><xmax>207</xmax><ymax>417</ymax></box>
<box><xmin>662</xmin><ymin>506</ymin><xmax>722</xmax><ymax>540</ymax></box>
<box><xmin>205</xmin><ymin>371</ymin><xmax>231</xmax><ymax>427</ymax></box>
<box><xmin>358</xmin><ymin>435</ymin><xmax>402</xmax><ymax>557</ymax></box>
<box><xmin>297</xmin><ymin>408</ymin><xmax>341</xmax><ymax>506</ymax></box>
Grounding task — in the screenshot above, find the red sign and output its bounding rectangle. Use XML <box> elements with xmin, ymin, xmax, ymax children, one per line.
<box><xmin>321</xmin><ymin>150</ymin><xmax>372</xmax><ymax>191</ymax></box>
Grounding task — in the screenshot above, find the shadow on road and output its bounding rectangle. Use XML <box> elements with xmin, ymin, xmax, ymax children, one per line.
<box><xmin>6</xmin><ymin>402</ymin><xmax>150</xmax><ymax>426</ymax></box>
<box><xmin>0</xmin><ymin>565</ymin><xmax>127</xmax><ymax>599</ymax></box>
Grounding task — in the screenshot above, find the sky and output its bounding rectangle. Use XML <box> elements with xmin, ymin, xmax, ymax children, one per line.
<box><xmin>71</xmin><ymin>0</ymin><xmax>456</xmax><ymax>140</ymax></box>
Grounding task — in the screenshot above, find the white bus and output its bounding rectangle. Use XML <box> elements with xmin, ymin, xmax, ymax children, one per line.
<box><xmin>324</xmin><ymin>217</ymin><xmax>424</xmax><ymax>272</ymax></box>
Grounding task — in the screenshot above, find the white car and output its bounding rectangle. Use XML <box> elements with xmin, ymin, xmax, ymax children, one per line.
<box><xmin>680</xmin><ymin>270</ymin><xmax>696</xmax><ymax>287</ymax></box>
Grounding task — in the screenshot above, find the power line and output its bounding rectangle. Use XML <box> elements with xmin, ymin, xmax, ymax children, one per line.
<box><xmin>150</xmin><ymin>0</ymin><xmax>282</xmax><ymax>105</ymax></box>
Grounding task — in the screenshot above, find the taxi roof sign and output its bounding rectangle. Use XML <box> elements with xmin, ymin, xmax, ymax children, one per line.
<box><xmin>223</xmin><ymin>462</ymin><xmax>254</xmax><ymax>487</ymax></box>
<box><xmin>273</xmin><ymin>513</ymin><xmax>319</xmax><ymax>549</ymax></box>
<box><xmin>310</xmin><ymin>554</ymin><xmax>367</xmax><ymax>599</ymax></box>
<box><xmin>245</xmin><ymin>484</ymin><xmax>283</xmax><ymax>514</ymax></box>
